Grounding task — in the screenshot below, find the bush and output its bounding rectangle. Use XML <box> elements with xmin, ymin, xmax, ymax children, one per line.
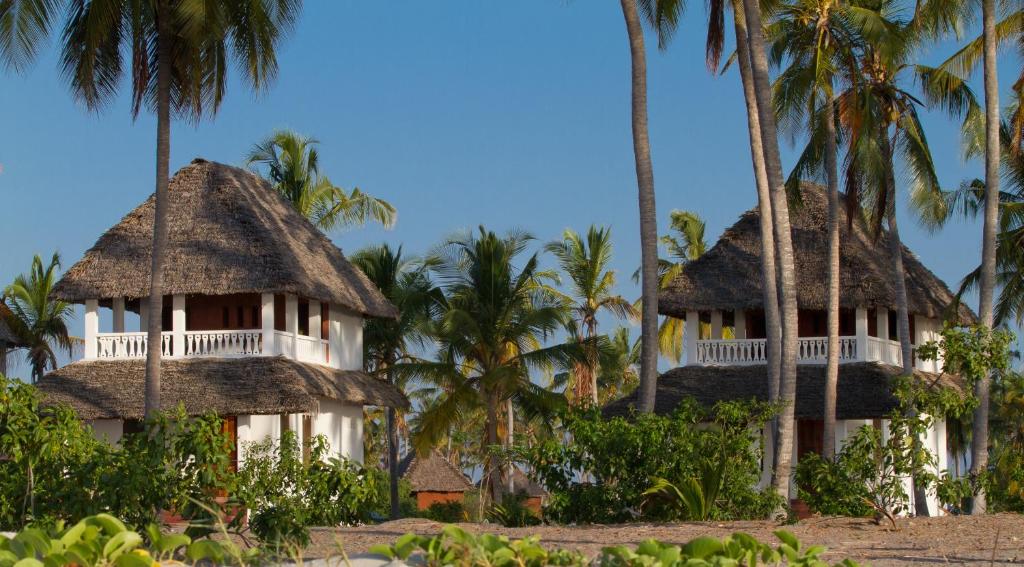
<box><xmin>234</xmin><ymin>430</ymin><xmax>383</xmax><ymax>546</ymax></box>
<box><xmin>0</xmin><ymin>513</ymin><xmax>258</xmax><ymax>566</ymax></box>
<box><xmin>486</xmin><ymin>493</ymin><xmax>540</xmax><ymax>527</ymax></box>
<box><xmin>525</xmin><ymin>399</ymin><xmax>780</xmax><ymax>523</ymax></box>
<box><xmin>0</xmin><ymin>375</ymin><xmax>234</xmax><ymax>531</ymax></box>
<box><xmin>370</xmin><ymin>524</ymin><xmax>860</xmax><ymax>566</ymax></box>
<box><xmin>423</xmin><ymin>500</ymin><xmax>467</xmax><ymax>523</ymax></box>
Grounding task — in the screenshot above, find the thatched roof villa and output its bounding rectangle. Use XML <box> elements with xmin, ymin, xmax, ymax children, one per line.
<box><xmin>607</xmin><ymin>185</ymin><xmax>971</xmax><ymax>517</ymax></box>
<box><xmin>0</xmin><ymin>306</ymin><xmax>28</xmax><ymax>377</ymax></box>
<box><xmin>36</xmin><ymin>158</ymin><xmax>405</xmax><ymax>465</ymax></box>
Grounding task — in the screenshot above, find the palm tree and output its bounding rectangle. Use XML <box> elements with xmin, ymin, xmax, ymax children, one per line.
<box><xmin>769</xmin><ymin>0</ymin><xmax>864</xmax><ymax>459</ymax></box>
<box><xmin>0</xmin><ymin>0</ymin><xmax>301</xmax><ymax>417</ymax></box>
<box><xmin>546</xmin><ymin>226</ymin><xmax>637</xmax><ymax>406</ymax></box>
<box><xmin>639</xmin><ymin>210</ymin><xmax>709</xmax><ymax>364</ymax></box>
<box><xmin>595</xmin><ymin>327</ymin><xmax>641</xmax><ymax>404</ymax></box>
<box><xmin>2</xmin><ymin>254</ymin><xmax>75</xmax><ymax>383</ymax></box>
<box><xmin>928</xmin><ymin>4</ymin><xmax>1018</xmax><ymax>515</ymax></box>
<box><xmin>619</xmin><ymin>0</ymin><xmax>661</xmax><ymax>414</ymax></box>
<box><xmin>351</xmin><ymin>244</ymin><xmax>442</xmax><ymax>520</ymax></box>
<box><xmin>247</xmin><ymin>130</ymin><xmax>396</xmax><ymax>232</ymax></box>
<box><xmin>641</xmin><ymin>0</ymin><xmax>790</xmax><ymax>505</ymax></box>
<box><xmin>399</xmin><ymin>227</ymin><xmax>570</xmax><ymax>500</ymax></box>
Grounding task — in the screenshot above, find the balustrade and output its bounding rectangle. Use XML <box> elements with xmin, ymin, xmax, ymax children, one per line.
<box><xmin>95</xmin><ymin>332</ymin><xmax>172</xmax><ymax>359</ymax></box>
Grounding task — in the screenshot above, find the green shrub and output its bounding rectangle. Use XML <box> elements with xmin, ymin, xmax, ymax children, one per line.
<box><xmin>370</xmin><ymin>524</ymin><xmax>860</xmax><ymax>567</ymax></box>
<box><xmin>525</xmin><ymin>399</ymin><xmax>780</xmax><ymax>523</ymax></box>
<box><xmin>423</xmin><ymin>500</ymin><xmax>466</xmax><ymax>523</ymax></box>
<box><xmin>0</xmin><ymin>375</ymin><xmax>234</xmax><ymax>531</ymax></box>
<box><xmin>486</xmin><ymin>493</ymin><xmax>540</xmax><ymax>527</ymax></box>
<box><xmin>234</xmin><ymin>430</ymin><xmax>383</xmax><ymax>546</ymax></box>
<box><xmin>0</xmin><ymin>513</ymin><xmax>258</xmax><ymax>567</ymax></box>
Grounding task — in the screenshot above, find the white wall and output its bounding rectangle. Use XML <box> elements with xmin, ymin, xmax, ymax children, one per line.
<box><xmin>237</xmin><ymin>414</ymin><xmax>283</xmax><ymax>467</ymax></box>
<box><xmin>90</xmin><ymin>419</ymin><xmax>123</xmax><ymax>444</ymax></box>
<box><xmin>314</xmin><ymin>399</ymin><xmax>364</xmax><ymax>464</ymax></box>
<box><xmin>329</xmin><ymin>305</ymin><xmax>363</xmax><ymax>371</ymax></box>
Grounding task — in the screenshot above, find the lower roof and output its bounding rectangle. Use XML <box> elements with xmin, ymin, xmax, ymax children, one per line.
<box><xmin>36</xmin><ymin>356</ymin><xmax>408</xmax><ymax>420</ymax></box>
<box><xmin>399</xmin><ymin>449</ymin><xmax>474</xmax><ymax>493</ymax></box>
<box><xmin>603</xmin><ymin>362</ymin><xmax>963</xmax><ymax>420</ymax></box>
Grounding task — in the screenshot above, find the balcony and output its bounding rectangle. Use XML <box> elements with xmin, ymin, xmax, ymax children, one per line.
<box><xmin>683</xmin><ymin>306</ymin><xmax>942</xmax><ymax>372</ymax></box>
<box><xmin>91</xmin><ymin>329</ymin><xmax>332</xmax><ymax>366</ymax></box>
<box><xmin>694</xmin><ymin>335</ymin><xmax>914</xmax><ymax>367</ymax></box>
<box><xmin>80</xmin><ymin>293</ymin><xmax>356</xmax><ymax>370</ymax></box>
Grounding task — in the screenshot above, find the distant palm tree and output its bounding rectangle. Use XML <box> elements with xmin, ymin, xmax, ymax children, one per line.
<box><xmin>0</xmin><ymin>0</ymin><xmax>301</xmax><ymax>417</ymax></box>
<box><xmin>247</xmin><ymin>130</ymin><xmax>396</xmax><ymax>232</ymax></box>
<box><xmin>596</xmin><ymin>327</ymin><xmax>641</xmax><ymax>404</ymax></box>
<box><xmin>398</xmin><ymin>227</ymin><xmax>570</xmax><ymax>500</ymax></box>
<box><xmin>352</xmin><ymin>244</ymin><xmax>442</xmax><ymax>520</ymax></box>
<box><xmin>2</xmin><ymin>254</ymin><xmax>75</xmax><ymax>383</ymax></box>
<box><xmin>654</xmin><ymin>210</ymin><xmax>708</xmax><ymax>364</ymax></box>
<box><xmin>620</xmin><ymin>0</ymin><xmax>661</xmax><ymax>414</ymax></box>
<box><xmin>546</xmin><ymin>226</ymin><xmax>636</xmax><ymax>406</ymax></box>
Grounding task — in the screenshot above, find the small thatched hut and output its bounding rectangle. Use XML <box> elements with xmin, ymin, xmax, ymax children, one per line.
<box><xmin>37</xmin><ymin>158</ymin><xmax>405</xmax><ymax>465</ymax></box>
<box><xmin>399</xmin><ymin>449</ymin><xmax>473</xmax><ymax>510</ymax></box>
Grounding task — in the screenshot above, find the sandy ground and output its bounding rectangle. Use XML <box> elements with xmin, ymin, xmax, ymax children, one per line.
<box><xmin>302</xmin><ymin>513</ymin><xmax>1024</xmax><ymax>566</ymax></box>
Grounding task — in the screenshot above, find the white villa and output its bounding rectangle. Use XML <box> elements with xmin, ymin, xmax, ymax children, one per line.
<box><xmin>37</xmin><ymin>158</ymin><xmax>406</xmax><ymax>468</ymax></box>
<box><xmin>606</xmin><ymin>185</ymin><xmax>974</xmax><ymax>516</ymax></box>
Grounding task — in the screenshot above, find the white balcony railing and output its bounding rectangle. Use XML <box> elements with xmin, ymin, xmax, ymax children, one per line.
<box><xmin>184</xmin><ymin>330</ymin><xmax>263</xmax><ymax>357</ymax></box>
<box><xmin>95</xmin><ymin>332</ymin><xmax>172</xmax><ymax>359</ymax></box>
<box><xmin>695</xmin><ymin>335</ymin><xmax>909</xmax><ymax>367</ymax></box>
<box><xmin>90</xmin><ymin>329</ymin><xmax>331</xmax><ymax>367</ymax></box>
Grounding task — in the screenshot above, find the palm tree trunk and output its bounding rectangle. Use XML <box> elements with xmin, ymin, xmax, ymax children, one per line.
<box><xmin>619</xmin><ymin>0</ymin><xmax>660</xmax><ymax>414</ymax></box>
<box><xmin>823</xmin><ymin>92</ymin><xmax>841</xmax><ymax>460</ymax></box>
<box><xmin>383</xmin><ymin>359</ymin><xmax>400</xmax><ymax>520</ymax></box>
<box><xmin>144</xmin><ymin>5</ymin><xmax>172</xmax><ymax>418</ymax></box>
<box><xmin>486</xmin><ymin>394</ymin><xmax>502</xmax><ymax>502</ymax></box>
<box><xmin>588</xmin><ymin>320</ymin><xmax>599</xmax><ymax>407</ymax></box>
<box><xmin>972</xmin><ymin>0</ymin><xmax>1001</xmax><ymax>515</ymax></box>
<box><xmin>507</xmin><ymin>401</ymin><xmax>515</xmax><ymax>495</ymax></box>
<box><xmin>740</xmin><ymin>0</ymin><xmax>800</xmax><ymax>508</ymax></box>
<box><xmin>731</xmin><ymin>0</ymin><xmax>781</xmax><ymax>448</ymax></box>
<box><xmin>881</xmin><ymin>133</ymin><xmax>931</xmax><ymax>516</ymax></box>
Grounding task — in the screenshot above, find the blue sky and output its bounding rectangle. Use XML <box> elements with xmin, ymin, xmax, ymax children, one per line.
<box><xmin>0</xmin><ymin>1</ymin><xmax>1010</xmax><ymax>379</ymax></box>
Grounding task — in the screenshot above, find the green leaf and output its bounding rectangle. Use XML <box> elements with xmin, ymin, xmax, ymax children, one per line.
<box><xmin>774</xmin><ymin>530</ymin><xmax>800</xmax><ymax>551</ymax></box>
<box><xmin>682</xmin><ymin>537</ymin><xmax>724</xmax><ymax>559</ymax></box>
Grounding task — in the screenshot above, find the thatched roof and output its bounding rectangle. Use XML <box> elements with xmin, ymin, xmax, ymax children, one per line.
<box><xmin>51</xmin><ymin>159</ymin><xmax>397</xmax><ymax>319</ymax></box>
<box><xmin>399</xmin><ymin>449</ymin><xmax>473</xmax><ymax>493</ymax></box>
<box><xmin>0</xmin><ymin>304</ymin><xmax>27</xmax><ymax>348</ymax></box>
<box><xmin>659</xmin><ymin>185</ymin><xmax>976</xmax><ymax>323</ymax></box>
<box><xmin>604</xmin><ymin>362</ymin><xmax>963</xmax><ymax>420</ymax></box>
<box><xmin>502</xmin><ymin>468</ymin><xmax>547</xmax><ymax>499</ymax></box>
<box><xmin>36</xmin><ymin>356</ymin><xmax>408</xmax><ymax>420</ymax></box>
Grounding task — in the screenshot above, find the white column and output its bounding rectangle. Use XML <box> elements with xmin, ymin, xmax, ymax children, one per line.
<box><xmin>286</xmin><ymin>295</ymin><xmax>299</xmax><ymax>358</ymax></box>
<box><xmin>261</xmin><ymin>293</ymin><xmax>276</xmax><ymax>356</ymax></box>
<box><xmin>139</xmin><ymin>298</ymin><xmax>149</xmax><ymax>331</ymax></box>
<box><xmin>685</xmin><ymin>310</ymin><xmax>700</xmax><ymax>366</ymax></box>
<box><xmin>309</xmin><ymin>300</ymin><xmax>323</xmax><ymax>363</ymax></box>
<box><xmin>309</xmin><ymin>300</ymin><xmax>321</xmax><ymax>340</ymax></box>
<box><xmin>84</xmin><ymin>299</ymin><xmax>99</xmax><ymax>359</ymax></box>
<box><xmin>328</xmin><ymin>304</ymin><xmax>343</xmax><ymax>369</ymax></box>
<box><xmin>855</xmin><ymin>307</ymin><xmax>869</xmax><ymax>361</ymax></box>
<box><xmin>876</xmin><ymin>307</ymin><xmax>889</xmax><ymax>341</ymax></box>
<box><xmin>734</xmin><ymin>309</ymin><xmax>746</xmax><ymax>339</ymax></box>
<box><xmin>710</xmin><ymin>310</ymin><xmax>723</xmax><ymax>340</ymax></box>
<box><xmin>172</xmin><ymin>294</ymin><xmax>186</xmax><ymax>357</ymax></box>
<box><xmin>112</xmin><ymin>297</ymin><xmax>125</xmax><ymax>333</ymax></box>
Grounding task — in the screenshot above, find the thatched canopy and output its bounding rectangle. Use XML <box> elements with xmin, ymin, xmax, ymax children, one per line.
<box><xmin>659</xmin><ymin>185</ymin><xmax>975</xmax><ymax>323</ymax></box>
<box><xmin>0</xmin><ymin>320</ymin><xmax>24</xmax><ymax>348</ymax></box>
<box><xmin>604</xmin><ymin>362</ymin><xmax>963</xmax><ymax>420</ymax></box>
<box><xmin>399</xmin><ymin>449</ymin><xmax>473</xmax><ymax>493</ymax></box>
<box><xmin>36</xmin><ymin>356</ymin><xmax>408</xmax><ymax>420</ymax></box>
<box><xmin>51</xmin><ymin>159</ymin><xmax>397</xmax><ymax>319</ymax></box>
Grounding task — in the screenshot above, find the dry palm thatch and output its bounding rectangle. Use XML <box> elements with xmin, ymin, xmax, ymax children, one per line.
<box><xmin>35</xmin><ymin>356</ymin><xmax>408</xmax><ymax>420</ymax></box>
<box><xmin>399</xmin><ymin>449</ymin><xmax>473</xmax><ymax>493</ymax></box>
<box><xmin>51</xmin><ymin>159</ymin><xmax>397</xmax><ymax>319</ymax></box>
<box><xmin>604</xmin><ymin>361</ymin><xmax>963</xmax><ymax>420</ymax></box>
<box><xmin>659</xmin><ymin>184</ymin><xmax>977</xmax><ymax>323</ymax></box>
